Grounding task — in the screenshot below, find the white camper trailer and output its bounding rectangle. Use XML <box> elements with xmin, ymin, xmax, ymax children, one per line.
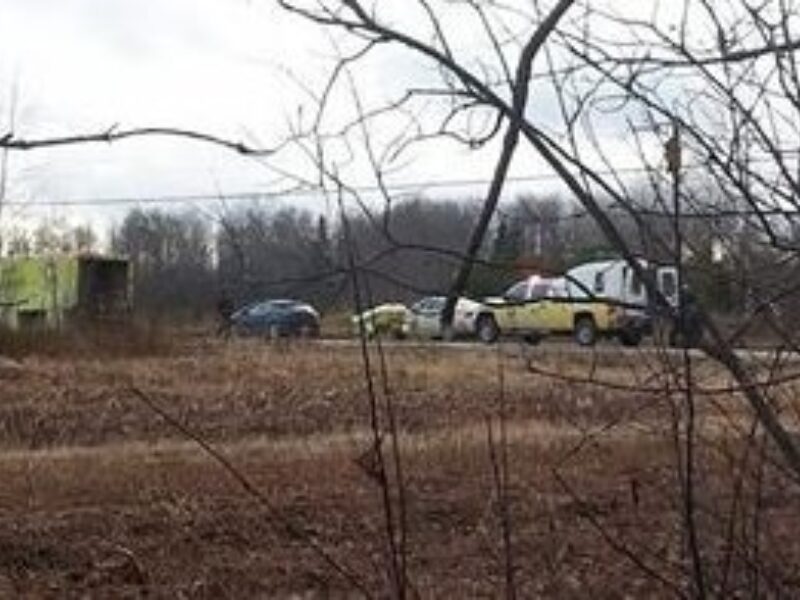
<box><xmin>565</xmin><ymin>258</ymin><xmax>679</xmax><ymax>344</ymax></box>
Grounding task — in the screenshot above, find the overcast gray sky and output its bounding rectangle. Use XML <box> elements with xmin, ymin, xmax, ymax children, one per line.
<box><xmin>0</xmin><ymin>0</ymin><xmax>306</xmax><ymax>222</ymax></box>
<box><xmin>0</xmin><ymin>0</ymin><xmax>667</xmax><ymax>233</ymax></box>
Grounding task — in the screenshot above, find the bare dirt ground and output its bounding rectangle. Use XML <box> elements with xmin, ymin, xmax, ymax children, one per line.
<box><xmin>0</xmin><ymin>334</ymin><xmax>799</xmax><ymax>598</ymax></box>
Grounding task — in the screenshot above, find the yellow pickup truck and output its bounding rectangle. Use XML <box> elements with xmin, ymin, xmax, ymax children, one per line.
<box><xmin>475</xmin><ymin>275</ymin><xmax>639</xmax><ymax>346</ymax></box>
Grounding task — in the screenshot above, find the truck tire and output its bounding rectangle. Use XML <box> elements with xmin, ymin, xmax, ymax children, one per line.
<box><xmin>476</xmin><ymin>314</ymin><xmax>499</xmax><ymax>344</ymax></box>
<box><xmin>574</xmin><ymin>316</ymin><xmax>597</xmax><ymax>347</ymax></box>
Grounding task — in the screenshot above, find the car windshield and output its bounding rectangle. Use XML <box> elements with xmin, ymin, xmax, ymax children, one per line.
<box><xmin>247</xmin><ymin>302</ymin><xmax>274</xmax><ymax>316</ymax></box>
<box><xmin>247</xmin><ymin>299</ymin><xmax>300</xmax><ymax>315</ymax></box>
<box><xmin>412</xmin><ymin>297</ymin><xmax>445</xmax><ymax>313</ymax></box>
<box><xmin>427</xmin><ymin>297</ymin><xmax>445</xmax><ymax>312</ymax></box>
<box><xmin>267</xmin><ymin>300</ymin><xmax>297</xmax><ymax>309</ymax></box>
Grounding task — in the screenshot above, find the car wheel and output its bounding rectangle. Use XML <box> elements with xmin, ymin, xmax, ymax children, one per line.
<box><xmin>476</xmin><ymin>314</ymin><xmax>499</xmax><ymax>344</ymax></box>
<box><xmin>574</xmin><ymin>316</ymin><xmax>597</xmax><ymax>347</ymax></box>
<box><xmin>293</xmin><ymin>319</ymin><xmax>319</xmax><ymax>338</ymax></box>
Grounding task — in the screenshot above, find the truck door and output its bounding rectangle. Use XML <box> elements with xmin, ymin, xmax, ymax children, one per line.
<box><xmin>410</xmin><ymin>297</ymin><xmax>444</xmax><ymax>337</ymax></box>
<box><xmin>540</xmin><ymin>279</ymin><xmax>572</xmax><ymax>332</ymax></box>
<box><xmin>502</xmin><ymin>280</ymin><xmax>530</xmax><ymax>332</ymax></box>
<box><xmin>518</xmin><ymin>280</ymin><xmax>561</xmax><ymax>333</ymax></box>
<box><xmin>657</xmin><ymin>267</ymin><xmax>678</xmax><ymax>307</ymax></box>
<box><xmin>621</xmin><ymin>265</ymin><xmax>647</xmax><ymax>309</ymax></box>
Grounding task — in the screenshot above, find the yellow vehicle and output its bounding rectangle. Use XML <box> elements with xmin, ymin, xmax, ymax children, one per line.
<box><xmin>475</xmin><ymin>275</ymin><xmax>632</xmax><ymax>346</ymax></box>
<box><xmin>351</xmin><ymin>303</ymin><xmax>410</xmax><ymax>339</ymax></box>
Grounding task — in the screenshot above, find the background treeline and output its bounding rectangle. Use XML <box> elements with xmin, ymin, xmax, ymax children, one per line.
<box><xmin>2</xmin><ymin>191</ymin><xmax>796</xmax><ymax>319</ymax></box>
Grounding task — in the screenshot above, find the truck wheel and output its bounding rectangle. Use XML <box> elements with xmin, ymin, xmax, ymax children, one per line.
<box><xmin>574</xmin><ymin>316</ymin><xmax>597</xmax><ymax>347</ymax></box>
<box><xmin>476</xmin><ymin>314</ymin><xmax>499</xmax><ymax>344</ymax></box>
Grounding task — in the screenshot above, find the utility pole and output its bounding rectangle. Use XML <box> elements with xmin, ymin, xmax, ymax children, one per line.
<box><xmin>0</xmin><ymin>128</ymin><xmax>8</xmax><ymax>227</ymax></box>
<box><xmin>664</xmin><ymin>119</ymin><xmax>683</xmax><ymax>316</ymax></box>
<box><xmin>665</xmin><ymin>118</ymin><xmax>707</xmax><ymax>599</ymax></box>
<box><xmin>0</xmin><ymin>78</ymin><xmax>19</xmax><ymax>255</ymax></box>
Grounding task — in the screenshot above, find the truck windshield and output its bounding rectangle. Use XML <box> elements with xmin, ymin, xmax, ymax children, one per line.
<box><xmin>504</xmin><ymin>281</ymin><xmax>529</xmax><ymax>301</ymax></box>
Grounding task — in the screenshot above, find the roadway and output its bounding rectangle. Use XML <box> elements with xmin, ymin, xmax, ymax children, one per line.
<box><xmin>314</xmin><ymin>336</ymin><xmax>796</xmax><ymax>364</ymax></box>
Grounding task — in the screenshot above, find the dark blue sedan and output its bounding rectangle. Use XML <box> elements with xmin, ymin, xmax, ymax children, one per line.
<box><xmin>230</xmin><ymin>299</ymin><xmax>320</xmax><ymax>338</ymax></box>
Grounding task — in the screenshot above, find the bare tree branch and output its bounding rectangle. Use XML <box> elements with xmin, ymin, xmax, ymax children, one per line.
<box><xmin>0</xmin><ymin>126</ymin><xmax>278</xmax><ymax>155</ymax></box>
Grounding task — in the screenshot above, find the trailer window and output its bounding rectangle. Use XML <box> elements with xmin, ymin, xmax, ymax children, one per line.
<box><xmin>593</xmin><ymin>272</ymin><xmax>605</xmax><ymax>294</ymax></box>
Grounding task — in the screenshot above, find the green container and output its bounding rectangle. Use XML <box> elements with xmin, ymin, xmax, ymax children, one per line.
<box><xmin>0</xmin><ymin>255</ymin><xmax>131</xmax><ymax>329</ymax></box>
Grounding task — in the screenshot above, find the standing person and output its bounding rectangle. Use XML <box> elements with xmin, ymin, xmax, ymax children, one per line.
<box><xmin>670</xmin><ymin>286</ymin><xmax>703</xmax><ymax>348</ymax></box>
<box><xmin>216</xmin><ymin>294</ymin><xmax>235</xmax><ymax>338</ymax></box>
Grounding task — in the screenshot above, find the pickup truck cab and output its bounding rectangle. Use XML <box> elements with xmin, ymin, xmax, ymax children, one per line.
<box><xmin>476</xmin><ymin>274</ymin><xmax>636</xmax><ymax>346</ymax></box>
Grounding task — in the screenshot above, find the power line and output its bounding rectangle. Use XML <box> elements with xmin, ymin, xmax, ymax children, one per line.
<box><xmin>3</xmin><ymin>152</ymin><xmax>798</xmax><ymax>209</ymax></box>
<box><xmin>0</xmin><ymin>168</ymin><xmax>648</xmax><ymax>208</ymax></box>
<box><xmin>496</xmin><ymin>203</ymin><xmax>800</xmax><ymax>225</ymax></box>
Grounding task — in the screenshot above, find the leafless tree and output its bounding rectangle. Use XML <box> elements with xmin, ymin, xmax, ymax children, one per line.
<box><xmin>269</xmin><ymin>0</ymin><xmax>800</xmax><ymax>595</ymax></box>
<box><xmin>112</xmin><ymin>208</ymin><xmax>215</xmax><ymax>319</ymax></box>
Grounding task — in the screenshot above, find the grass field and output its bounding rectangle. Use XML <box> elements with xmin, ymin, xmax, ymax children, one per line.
<box><xmin>0</xmin><ymin>333</ymin><xmax>798</xmax><ymax>597</ymax></box>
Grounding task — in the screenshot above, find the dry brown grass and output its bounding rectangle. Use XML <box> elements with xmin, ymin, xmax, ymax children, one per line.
<box><xmin>0</xmin><ymin>334</ymin><xmax>798</xmax><ymax>597</ymax></box>
<box><xmin>0</xmin><ymin>320</ymin><xmax>174</xmax><ymax>360</ymax></box>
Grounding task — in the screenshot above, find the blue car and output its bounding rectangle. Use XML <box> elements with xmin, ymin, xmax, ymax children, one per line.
<box><xmin>230</xmin><ymin>299</ymin><xmax>320</xmax><ymax>338</ymax></box>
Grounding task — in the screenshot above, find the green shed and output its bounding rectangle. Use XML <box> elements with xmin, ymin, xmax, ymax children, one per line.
<box><xmin>0</xmin><ymin>255</ymin><xmax>131</xmax><ymax>329</ymax></box>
